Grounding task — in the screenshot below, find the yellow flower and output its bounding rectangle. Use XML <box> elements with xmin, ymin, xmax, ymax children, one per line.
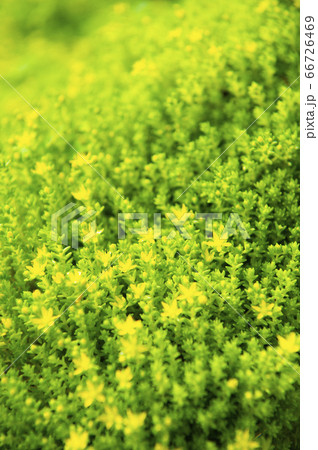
<box><xmin>116</xmin><ymin>367</ymin><xmax>133</xmax><ymax>389</ymax></box>
<box><xmin>138</xmin><ymin>228</ymin><xmax>155</xmax><ymax>242</ymax></box>
<box><xmin>208</xmin><ymin>44</ymin><xmax>220</xmax><ymax>56</ymax></box>
<box><xmin>252</xmin><ymin>300</ymin><xmax>274</xmax><ymax>319</ymax></box>
<box><xmin>154</xmin><ymin>445</ymin><xmax>169</xmax><ymax>450</ymax></box>
<box><xmin>73</xmin><ymin>353</ymin><xmax>95</xmax><ymax>375</ymax></box>
<box><xmin>227</xmin><ymin>430</ymin><xmax>259</xmax><ymax>450</ymax></box>
<box><xmin>17</xmin><ymin>130</ymin><xmax>36</xmax><ymax>149</ymax></box>
<box><xmin>65</xmin><ymin>428</ymin><xmax>88</xmax><ymax>450</ymax></box>
<box><xmin>78</xmin><ymin>381</ymin><xmax>105</xmax><ymax>407</ymax></box>
<box><xmin>161</xmin><ymin>299</ymin><xmax>182</xmax><ymax>320</ymax></box>
<box><xmin>111</xmin><ymin>296</ymin><xmax>126</xmax><ymax>309</ymax></box>
<box><xmin>70</xmin><ymin>152</ymin><xmax>97</xmax><ymax>169</ymax></box>
<box><xmin>114</xmin><ymin>315</ymin><xmax>142</xmax><ymax>336</ymax></box>
<box><xmin>72</xmin><ymin>186</ymin><xmax>91</xmax><ymax>202</ymax></box>
<box><xmin>1</xmin><ymin>318</ymin><xmax>12</xmax><ymax>329</ymax></box>
<box><xmin>124</xmin><ymin>410</ymin><xmax>146</xmax><ymax>435</ymax></box>
<box><xmin>119</xmin><ymin>335</ymin><xmax>147</xmax><ymax>362</ymax></box>
<box><xmin>53</xmin><ymin>272</ymin><xmax>65</xmax><ymax>284</ymax></box>
<box><xmin>169</xmin><ymin>203</ymin><xmax>188</xmax><ymax>220</ymax></box>
<box><xmin>132</xmin><ymin>59</ymin><xmax>157</xmax><ymax>77</ymax></box>
<box><xmin>96</xmin><ymin>250</ymin><xmax>112</xmax><ymax>267</ymax></box>
<box><xmin>278</xmin><ymin>333</ymin><xmax>300</xmax><ymax>354</ymax></box>
<box><xmin>227</xmin><ymin>378</ymin><xmax>238</xmax><ymax>389</ymax></box>
<box><xmin>169</xmin><ymin>28</ymin><xmax>182</xmax><ymax>40</ymax></box>
<box><xmin>67</xmin><ymin>270</ymin><xmax>85</xmax><ymax>285</ymax></box>
<box><xmin>27</xmin><ymin>260</ymin><xmax>46</xmax><ymax>279</ymax></box>
<box><xmin>206</xmin><ymin>233</ymin><xmax>231</xmax><ymax>252</ymax></box>
<box><xmin>188</xmin><ymin>29</ymin><xmax>203</xmax><ymax>43</ymax></box>
<box><xmin>178</xmin><ymin>283</ymin><xmax>202</xmax><ymax>304</ymax></box>
<box><xmin>246</xmin><ymin>42</ymin><xmax>257</xmax><ymax>53</ymax></box>
<box><xmin>32</xmin><ymin>290</ymin><xmax>42</xmax><ymax>299</ymax></box>
<box><xmin>118</xmin><ymin>257</ymin><xmax>136</xmax><ymax>273</ymax></box>
<box><xmin>140</xmin><ymin>250</ymin><xmax>153</xmax><ymax>262</ymax></box>
<box><xmin>33</xmin><ymin>161</ymin><xmax>52</xmax><ymax>176</ymax></box>
<box><xmin>98</xmin><ymin>405</ymin><xmax>123</xmax><ymax>430</ymax></box>
<box><xmin>32</xmin><ymin>307</ymin><xmax>58</xmax><ymax>330</ymax></box>
<box><xmin>130</xmin><ymin>283</ymin><xmax>146</xmax><ymax>299</ymax></box>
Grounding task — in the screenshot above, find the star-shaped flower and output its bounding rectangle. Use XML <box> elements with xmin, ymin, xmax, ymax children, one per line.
<box><xmin>78</xmin><ymin>381</ymin><xmax>105</xmax><ymax>407</ymax></box>
<box><xmin>32</xmin><ymin>307</ymin><xmax>58</xmax><ymax>330</ymax></box>
<box><xmin>161</xmin><ymin>299</ymin><xmax>182</xmax><ymax>319</ymax></box>
<box><xmin>278</xmin><ymin>332</ymin><xmax>300</xmax><ymax>354</ymax></box>
<box><xmin>206</xmin><ymin>233</ymin><xmax>231</xmax><ymax>252</ymax></box>
<box><xmin>252</xmin><ymin>300</ymin><xmax>274</xmax><ymax>319</ymax></box>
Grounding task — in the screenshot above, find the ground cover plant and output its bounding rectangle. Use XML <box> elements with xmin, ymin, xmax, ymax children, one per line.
<box><xmin>0</xmin><ymin>0</ymin><xmax>299</xmax><ymax>448</ymax></box>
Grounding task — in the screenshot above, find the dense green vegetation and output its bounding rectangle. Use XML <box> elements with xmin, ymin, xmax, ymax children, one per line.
<box><xmin>0</xmin><ymin>0</ymin><xmax>299</xmax><ymax>448</ymax></box>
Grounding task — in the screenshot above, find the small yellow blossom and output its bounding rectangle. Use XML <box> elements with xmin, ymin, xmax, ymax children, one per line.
<box><xmin>204</xmin><ymin>249</ymin><xmax>214</xmax><ymax>262</ymax></box>
<box><xmin>32</xmin><ymin>307</ymin><xmax>58</xmax><ymax>330</ymax></box>
<box><xmin>132</xmin><ymin>59</ymin><xmax>158</xmax><ymax>77</ymax></box>
<box><xmin>227</xmin><ymin>378</ymin><xmax>238</xmax><ymax>389</ymax></box>
<box><xmin>67</xmin><ymin>270</ymin><xmax>84</xmax><ymax>285</ymax></box>
<box><xmin>154</xmin><ymin>445</ymin><xmax>169</xmax><ymax>450</ymax></box>
<box><xmin>170</xmin><ymin>204</ymin><xmax>188</xmax><ymax>221</ymax></box>
<box><xmin>278</xmin><ymin>332</ymin><xmax>300</xmax><ymax>354</ymax></box>
<box><xmin>188</xmin><ymin>29</ymin><xmax>203</xmax><ymax>43</ymax></box>
<box><xmin>208</xmin><ymin>44</ymin><xmax>220</xmax><ymax>56</ymax></box>
<box><xmin>53</xmin><ymin>272</ymin><xmax>65</xmax><ymax>284</ymax></box>
<box><xmin>178</xmin><ymin>283</ymin><xmax>202</xmax><ymax>304</ymax></box>
<box><xmin>33</xmin><ymin>161</ymin><xmax>51</xmax><ymax>176</ymax></box>
<box><xmin>70</xmin><ymin>153</ymin><xmax>97</xmax><ymax>169</ymax></box>
<box><xmin>123</xmin><ymin>410</ymin><xmax>146</xmax><ymax>435</ymax></box>
<box><xmin>140</xmin><ymin>250</ymin><xmax>153</xmax><ymax>262</ymax></box>
<box><xmin>96</xmin><ymin>250</ymin><xmax>112</xmax><ymax>267</ymax></box>
<box><xmin>1</xmin><ymin>318</ymin><xmax>12</xmax><ymax>329</ymax></box>
<box><xmin>114</xmin><ymin>316</ymin><xmax>142</xmax><ymax>336</ymax></box>
<box><xmin>131</xmin><ymin>283</ymin><xmax>146</xmax><ymax>299</ymax></box>
<box><xmin>78</xmin><ymin>381</ymin><xmax>105</xmax><ymax>407</ymax></box>
<box><xmin>252</xmin><ymin>300</ymin><xmax>274</xmax><ymax>320</ymax></box>
<box><xmin>227</xmin><ymin>430</ymin><xmax>259</xmax><ymax>450</ymax></box>
<box><xmin>206</xmin><ymin>233</ymin><xmax>231</xmax><ymax>252</ymax></box>
<box><xmin>119</xmin><ymin>335</ymin><xmax>147</xmax><ymax>362</ymax></box>
<box><xmin>111</xmin><ymin>296</ymin><xmax>126</xmax><ymax>309</ymax></box>
<box><xmin>138</xmin><ymin>228</ymin><xmax>155</xmax><ymax>242</ymax></box>
<box><xmin>116</xmin><ymin>367</ymin><xmax>133</xmax><ymax>389</ymax></box>
<box><xmin>98</xmin><ymin>405</ymin><xmax>123</xmax><ymax>430</ymax></box>
<box><xmin>118</xmin><ymin>257</ymin><xmax>136</xmax><ymax>273</ymax></box>
<box><xmin>27</xmin><ymin>260</ymin><xmax>46</xmax><ymax>279</ymax></box>
<box><xmin>101</xmin><ymin>266</ymin><xmax>114</xmax><ymax>282</ymax></box>
<box><xmin>72</xmin><ymin>186</ymin><xmax>91</xmax><ymax>202</ymax></box>
<box><xmin>246</xmin><ymin>42</ymin><xmax>257</xmax><ymax>53</ymax></box>
<box><xmin>73</xmin><ymin>353</ymin><xmax>95</xmax><ymax>375</ymax></box>
<box><xmin>169</xmin><ymin>28</ymin><xmax>182</xmax><ymax>40</ymax></box>
<box><xmin>32</xmin><ymin>291</ymin><xmax>41</xmax><ymax>300</ymax></box>
<box><xmin>17</xmin><ymin>131</ymin><xmax>36</xmax><ymax>149</ymax></box>
<box><xmin>161</xmin><ymin>299</ymin><xmax>182</xmax><ymax>320</ymax></box>
<box><xmin>65</xmin><ymin>428</ymin><xmax>89</xmax><ymax>450</ymax></box>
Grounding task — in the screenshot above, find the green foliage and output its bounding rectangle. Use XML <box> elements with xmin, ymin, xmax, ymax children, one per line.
<box><xmin>0</xmin><ymin>0</ymin><xmax>299</xmax><ymax>449</ymax></box>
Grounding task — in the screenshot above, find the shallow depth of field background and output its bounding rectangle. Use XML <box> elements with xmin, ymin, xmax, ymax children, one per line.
<box><xmin>0</xmin><ymin>1</ymin><xmax>299</xmax><ymax>449</ymax></box>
